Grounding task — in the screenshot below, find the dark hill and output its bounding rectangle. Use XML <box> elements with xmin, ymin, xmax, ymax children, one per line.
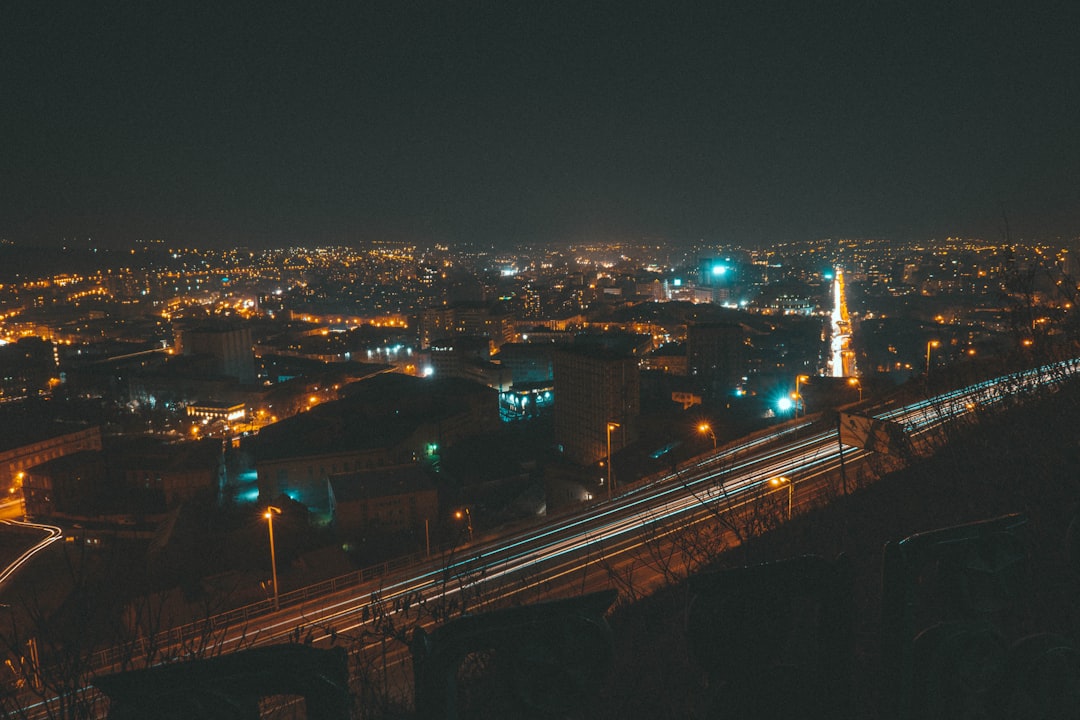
<box><xmin>587</xmin><ymin>378</ymin><xmax>1080</xmax><ymax>719</ymax></box>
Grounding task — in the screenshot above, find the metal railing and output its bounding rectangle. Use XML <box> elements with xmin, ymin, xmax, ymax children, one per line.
<box><xmin>86</xmin><ymin>551</ymin><xmax>428</xmax><ymax>671</ymax></box>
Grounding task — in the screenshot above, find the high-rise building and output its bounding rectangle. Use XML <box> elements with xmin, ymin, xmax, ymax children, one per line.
<box><xmin>553</xmin><ymin>346</ymin><xmax>639</xmax><ymax>466</ymax></box>
<box><xmin>180</xmin><ymin>323</ymin><xmax>256</xmax><ymax>384</ymax></box>
<box><xmin>686</xmin><ymin>321</ymin><xmax>748</xmax><ymax>398</ymax></box>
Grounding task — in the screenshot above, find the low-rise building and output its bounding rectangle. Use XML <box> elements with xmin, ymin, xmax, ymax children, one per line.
<box><xmin>22</xmin><ymin>438</ymin><xmax>222</xmax><ymax>518</ymax></box>
<box><xmin>327</xmin><ymin>464</ymin><xmax>438</xmax><ymax>539</ymax></box>
<box><xmin>1</xmin><ymin>424</ymin><xmax>102</xmax><ymax>494</ymax></box>
<box><xmin>254</xmin><ymin>373</ymin><xmax>498</xmax><ymax>508</ymax></box>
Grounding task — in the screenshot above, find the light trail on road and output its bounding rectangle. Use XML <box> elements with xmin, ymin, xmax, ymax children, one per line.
<box><xmin>0</xmin><ymin>520</ymin><xmax>62</xmax><ymax>588</ymax></box>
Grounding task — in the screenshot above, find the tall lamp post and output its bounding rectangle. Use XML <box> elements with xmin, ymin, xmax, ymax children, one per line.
<box><xmin>606</xmin><ymin>421</ymin><xmax>620</xmax><ymax>500</ymax></box>
<box><xmin>926</xmin><ymin>340</ymin><xmax>940</xmax><ymax>376</ymax></box>
<box><xmin>770</xmin><ymin>476</ymin><xmax>793</xmax><ymax>520</ymax></box>
<box><xmin>848</xmin><ymin>377</ymin><xmax>863</xmax><ymax>402</ymax></box>
<box><xmin>264</xmin><ymin>506</ymin><xmax>282</xmax><ymax>610</ymax></box>
<box><xmin>698</xmin><ymin>422</ymin><xmax>717</xmax><ymax>449</ymax></box>
<box><xmin>795</xmin><ymin>375</ymin><xmax>810</xmax><ymax>417</ymax></box>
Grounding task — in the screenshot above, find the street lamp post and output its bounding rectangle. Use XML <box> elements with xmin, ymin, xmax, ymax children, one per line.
<box><xmin>13</xmin><ymin>471</ymin><xmax>26</xmax><ymax>518</ymax></box>
<box><xmin>770</xmin><ymin>476</ymin><xmax>793</xmax><ymax>519</ymax></box>
<box><xmin>264</xmin><ymin>506</ymin><xmax>282</xmax><ymax>610</ymax></box>
<box><xmin>926</xmin><ymin>340</ymin><xmax>940</xmax><ymax>376</ymax></box>
<box><xmin>848</xmin><ymin>377</ymin><xmax>863</xmax><ymax>402</ymax></box>
<box><xmin>454</xmin><ymin>508</ymin><xmax>473</xmax><ymax>542</ymax></box>
<box><xmin>795</xmin><ymin>375</ymin><xmax>810</xmax><ymax>417</ymax></box>
<box><xmin>698</xmin><ymin>422</ymin><xmax>717</xmax><ymax>449</ymax></box>
<box><xmin>606</xmin><ymin>422</ymin><xmax>620</xmax><ymax>500</ymax></box>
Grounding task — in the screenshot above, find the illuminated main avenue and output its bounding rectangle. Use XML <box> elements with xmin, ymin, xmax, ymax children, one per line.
<box><xmin>829</xmin><ymin>270</ymin><xmax>855</xmax><ymax>378</ymax></box>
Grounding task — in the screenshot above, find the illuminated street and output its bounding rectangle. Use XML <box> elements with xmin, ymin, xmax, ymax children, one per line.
<box><xmin>829</xmin><ymin>270</ymin><xmax>855</xmax><ymax>378</ymax></box>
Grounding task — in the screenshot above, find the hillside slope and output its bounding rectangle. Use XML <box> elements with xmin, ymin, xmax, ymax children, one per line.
<box><xmin>589</xmin><ymin>378</ymin><xmax>1080</xmax><ymax>720</ymax></box>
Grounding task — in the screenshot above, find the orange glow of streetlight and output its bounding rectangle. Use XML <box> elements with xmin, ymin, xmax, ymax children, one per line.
<box><xmin>848</xmin><ymin>377</ymin><xmax>862</xmax><ymax>402</ymax></box>
<box><xmin>926</xmin><ymin>340</ymin><xmax>940</xmax><ymax>375</ymax></box>
<box><xmin>770</xmin><ymin>475</ymin><xmax>793</xmax><ymax>519</ymax></box>
<box><xmin>606</xmin><ymin>422</ymin><xmax>621</xmax><ymax>499</ymax></box>
<box><xmin>795</xmin><ymin>375</ymin><xmax>810</xmax><ymax>417</ymax></box>
<box><xmin>698</xmin><ymin>423</ymin><xmax>716</xmax><ymax>449</ymax></box>
<box><xmin>455</xmin><ymin>507</ymin><xmax>473</xmax><ymax>541</ymax></box>
<box><xmin>264</xmin><ymin>506</ymin><xmax>282</xmax><ymax>610</ymax></box>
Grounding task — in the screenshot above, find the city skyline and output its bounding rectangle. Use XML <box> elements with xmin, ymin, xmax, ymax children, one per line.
<box><xmin>3</xmin><ymin>2</ymin><xmax>1079</xmax><ymax>249</ymax></box>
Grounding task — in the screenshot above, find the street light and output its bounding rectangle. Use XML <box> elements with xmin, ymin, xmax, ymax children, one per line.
<box><xmin>264</xmin><ymin>506</ymin><xmax>282</xmax><ymax>610</ymax></box>
<box><xmin>606</xmin><ymin>421</ymin><xmax>621</xmax><ymax>500</ymax></box>
<box><xmin>698</xmin><ymin>422</ymin><xmax>716</xmax><ymax>449</ymax></box>
<box><xmin>848</xmin><ymin>377</ymin><xmax>863</xmax><ymax>402</ymax></box>
<box><xmin>454</xmin><ymin>508</ymin><xmax>473</xmax><ymax>542</ymax></box>
<box><xmin>795</xmin><ymin>375</ymin><xmax>810</xmax><ymax>417</ymax></box>
<box><xmin>926</xmin><ymin>340</ymin><xmax>940</xmax><ymax>375</ymax></box>
<box><xmin>770</xmin><ymin>476</ymin><xmax>793</xmax><ymax>520</ymax></box>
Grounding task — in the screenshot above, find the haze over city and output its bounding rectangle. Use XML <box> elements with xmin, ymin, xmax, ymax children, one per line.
<box><xmin>4</xmin><ymin>1</ymin><xmax>1079</xmax><ymax>249</ymax></box>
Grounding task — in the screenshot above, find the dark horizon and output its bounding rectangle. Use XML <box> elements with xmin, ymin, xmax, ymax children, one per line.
<box><xmin>3</xmin><ymin>2</ymin><xmax>1079</xmax><ymax>250</ymax></box>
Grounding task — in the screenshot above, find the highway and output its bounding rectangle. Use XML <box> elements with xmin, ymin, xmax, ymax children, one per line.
<box><xmin>11</xmin><ymin>356</ymin><xmax>1080</xmax><ymax>716</ymax></box>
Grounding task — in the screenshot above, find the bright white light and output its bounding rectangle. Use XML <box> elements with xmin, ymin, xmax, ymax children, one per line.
<box><xmin>777</xmin><ymin>397</ymin><xmax>793</xmax><ymax>412</ymax></box>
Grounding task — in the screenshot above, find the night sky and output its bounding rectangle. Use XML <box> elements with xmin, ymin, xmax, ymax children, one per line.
<box><xmin>3</xmin><ymin>1</ymin><xmax>1079</xmax><ymax>249</ymax></box>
